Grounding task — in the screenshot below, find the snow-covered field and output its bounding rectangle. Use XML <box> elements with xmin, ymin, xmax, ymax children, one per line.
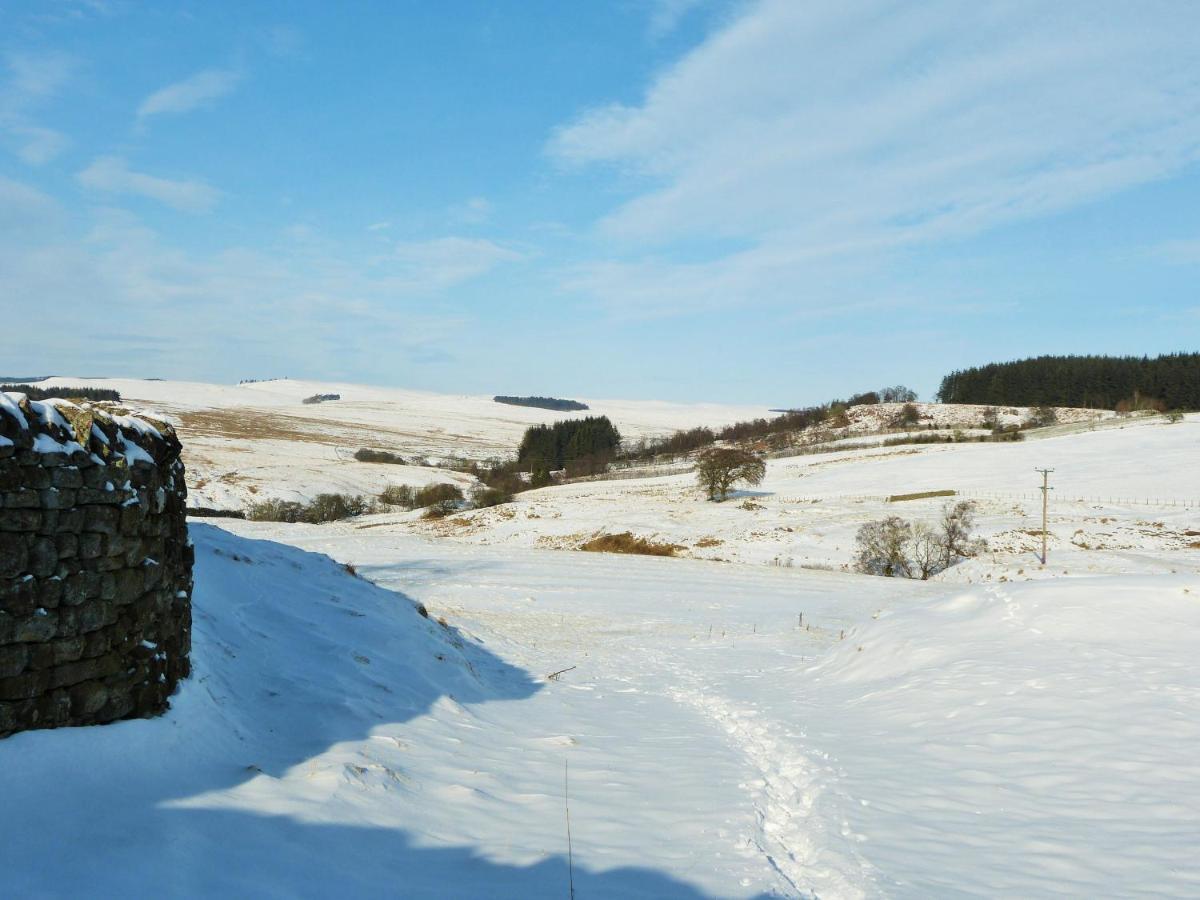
<box><xmin>2</xmin><ymin>380</ymin><xmax>1198</xmax><ymax>897</ymax></box>
<box><xmin>413</xmin><ymin>412</ymin><xmax>1200</xmax><ymax>581</ymax></box>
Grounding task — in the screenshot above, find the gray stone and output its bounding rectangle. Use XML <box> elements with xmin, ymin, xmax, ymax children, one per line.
<box><xmin>50</xmin><ymin>467</ymin><xmax>83</xmax><ymax>489</ymax></box>
<box><xmin>79</xmin><ymin>532</ymin><xmax>103</xmax><ymax>559</ymax></box>
<box><xmin>15</xmin><ymin>611</ymin><xmax>58</xmax><ymax>643</ymax></box>
<box><xmin>4</xmin><ymin>489</ymin><xmax>40</xmax><ymax>509</ymax></box>
<box><xmin>55</xmin><ymin>533</ymin><xmax>78</xmax><ymax>559</ymax></box>
<box><xmin>62</xmin><ymin>572</ymin><xmax>100</xmax><ymax>607</ymax></box>
<box><xmin>0</xmin><ymin>533</ymin><xmax>27</xmax><ymax>577</ymax></box>
<box><xmin>39</xmin><ymin>488</ymin><xmax>76</xmax><ymax>510</ymax></box>
<box><xmin>0</xmin><ymin>509</ymin><xmax>41</xmax><ymax>532</ymax></box>
<box><xmin>0</xmin><ymin>644</ymin><xmax>28</xmax><ymax>678</ymax></box>
<box><xmin>83</xmin><ymin>506</ymin><xmax>120</xmax><ymax>535</ymax></box>
<box><xmin>27</xmin><ymin>537</ymin><xmax>58</xmax><ymax>578</ymax></box>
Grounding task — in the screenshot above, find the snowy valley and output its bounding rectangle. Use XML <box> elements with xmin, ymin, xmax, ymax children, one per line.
<box><xmin>1</xmin><ymin>379</ymin><xmax>1197</xmax><ymax>897</ymax></box>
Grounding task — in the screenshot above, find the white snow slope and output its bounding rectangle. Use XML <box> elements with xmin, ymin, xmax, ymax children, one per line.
<box><xmin>1</xmin><ymin>518</ymin><xmax>1197</xmax><ymax>897</ymax></box>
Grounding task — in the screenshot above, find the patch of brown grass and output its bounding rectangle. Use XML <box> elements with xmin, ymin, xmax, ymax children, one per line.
<box><xmin>694</xmin><ymin>537</ymin><xmax>723</xmax><ymax>548</ymax></box>
<box><xmin>580</xmin><ymin>532</ymin><xmax>682</xmax><ymax>557</ymax></box>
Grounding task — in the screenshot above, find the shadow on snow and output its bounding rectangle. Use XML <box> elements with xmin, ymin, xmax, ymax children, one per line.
<box><xmin>0</xmin><ymin>524</ymin><xmax>752</xmax><ymax>898</ymax></box>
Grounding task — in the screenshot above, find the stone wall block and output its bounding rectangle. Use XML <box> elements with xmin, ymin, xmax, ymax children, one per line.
<box><xmin>0</xmin><ymin>644</ymin><xmax>28</xmax><ymax>678</ymax></box>
<box><xmin>28</xmin><ymin>537</ymin><xmax>58</xmax><ymax>577</ymax></box>
<box><xmin>0</xmin><ymin>396</ymin><xmax>190</xmax><ymax>739</ymax></box>
<box><xmin>50</xmin><ymin>467</ymin><xmax>84</xmax><ymax>489</ymax></box>
<box><xmin>0</xmin><ymin>509</ymin><xmax>42</xmax><ymax>532</ymax></box>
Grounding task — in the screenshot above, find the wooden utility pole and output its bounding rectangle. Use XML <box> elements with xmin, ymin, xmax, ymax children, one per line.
<box><xmin>1035</xmin><ymin>467</ymin><xmax>1054</xmax><ymax>564</ymax></box>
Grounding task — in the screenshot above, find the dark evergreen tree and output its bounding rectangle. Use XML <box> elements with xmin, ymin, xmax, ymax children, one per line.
<box><xmin>517</xmin><ymin>416</ymin><xmax>622</xmax><ymax>471</ymax></box>
<box><xmin>936</xmin><ymin>353</ymin><xmax>1200</xmax><ymax>410</ymax></box>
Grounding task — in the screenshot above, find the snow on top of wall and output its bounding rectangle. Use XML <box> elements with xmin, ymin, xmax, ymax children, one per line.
<box><xmin>0</xmin><ymin>391</ymin><xmax>179</xmax><ymax>465</ymax></box>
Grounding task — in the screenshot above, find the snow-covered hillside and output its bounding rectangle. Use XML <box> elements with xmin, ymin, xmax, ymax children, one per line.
<box><xmin>406</xmin><ymin>412</ymin><xmax>1200</xmax><ymax>578</ymax></box>
<box><xmin>37</xmin><ymin>377</ymin><xmax>774</xmax><ymax>509</ymax></box>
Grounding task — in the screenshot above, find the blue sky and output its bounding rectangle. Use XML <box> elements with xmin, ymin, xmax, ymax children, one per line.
<box><xmin>1</xmin><ymin>1</ymin><xmax>1198</xmax><ymax>405</ymax></box>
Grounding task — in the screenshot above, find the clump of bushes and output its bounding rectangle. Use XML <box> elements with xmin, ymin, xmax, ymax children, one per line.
<box><xmin>355</xmin><ymin>448</ymin><xmax>406</xmax><ymax>464</ymax></box>
<box><xmin>303</xmin><ymin>393</ymin><xmax>341</xmax><ymax>404</ymax></box>
<box><xmin>378</xmin><ymin>484</ymin><xmax>416</xmax><ymax>507</ymax></box>
<box><xmin>246</xmin><ymin>492</ymin><xmax>372</xmax><ymax>524</ymax></box>
<box><xmin>894</xmin><ymin>402</ymin><xmax>921</xmax><ymax>427</ymax></box>
<box><xmin>470</xmin><ymin>484</ymin><xmax>513</xmax><ymax>508</ymax></box>
<box><xmin>854</xmin><ymin>501</ymin><xmax>984</xmax><ymax>580</ymax></box>
<box><xmin>417</xmin><ymin>483</ymin><xmax>465</xmax><ymax>519</ymax></box>
<box><xmin>1025</xmin><ymin>405</ymin><xmax>1058</xmax><ymax>428</ymax></box>
<box><xmin>580</xmin><ymin>532</ymin><xmax>682</xmax><ymax>557</ymax></box>
<box><xmin>380</xmin><ymin>479</ymin><xmax>513</xmax><ymax>514</ymax></box>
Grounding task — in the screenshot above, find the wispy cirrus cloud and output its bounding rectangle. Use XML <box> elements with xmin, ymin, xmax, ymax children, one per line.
<box><xmin>0</xmin><ymin>180</ymin><xmax>471</xmax><ymax>380</ymax></box>
<box><xmin>0</xmin><ymin>52</ymin><xmax>75</xmax><ymax>164</ymax></box>
<box><xmin>1154</xmin><ymin>238</ymin><xmax>1200</xmax><ymax>265</ymax></box>
<box><xmin>137</xmin><ymin>68</ymin><xmax>241</xmax><ymax>121</ymax></box>
<box><xmin>392</xmin><ymin>236</ymin><xmax>523</xmax><ymax>291</ymax></box>
<box><xmin>647</xmin><ymin>0</ymin><xmax>709</xmax><ymax>37</ymax></box>
<box><xmin>77</xmin><ymin>156</ymin><xmax>221</xmax><ymax>212</ymax></box>
<box><xmin>449</xmin><ymin>196</ymin><xmax>493</xmax><ymax>225</ymax></box>
<box><xmin>551</xmin><ymin>0</ymin><xmax>1200</xmax><ymax>314</ymax></box>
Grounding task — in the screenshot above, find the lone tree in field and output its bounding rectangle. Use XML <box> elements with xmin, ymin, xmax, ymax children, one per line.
<box><xmin>696</xmin><ymin>447</ymin><xmax>766</xmax><ymax>502</ymax></box>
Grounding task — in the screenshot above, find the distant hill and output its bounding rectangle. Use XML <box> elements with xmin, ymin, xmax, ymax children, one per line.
<box><xmin>494</xmin><ymin>395</ymin><xmax>589</xmax><ymax>412</ymax></box>
<box><xmin>937</xmin><ymin>353</ymin><xmax>1200</xmax><ymax>410</ymax></box>
<box><xmin>0</xmin><ymin>375</ymin><xmax>49</xmax><ymax>383</ymax></box>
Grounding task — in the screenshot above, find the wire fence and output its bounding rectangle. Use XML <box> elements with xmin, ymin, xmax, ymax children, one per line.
<box><xmin>957</xmin><ymin>490</ymin><xmax>1200</xmax><ymax>509</ymax></box>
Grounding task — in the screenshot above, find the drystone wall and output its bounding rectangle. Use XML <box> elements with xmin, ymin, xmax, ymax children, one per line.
<box><xmin>0</xmin><ymin>392</ymin><xmax>192</xmax><ymax>738</ymax></box>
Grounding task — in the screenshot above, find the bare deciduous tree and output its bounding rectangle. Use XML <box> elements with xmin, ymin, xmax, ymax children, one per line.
<box><xmin>855</xmin><ymin>501</ymin><xmax>984</xmax><ymax>579</ymax></box>
<box><xmin>909</xmin><ymin>523</ymin><xmax>944</xmax><ymax>580</ymax></box>
<box><xmin>940</xmin><ymin>500</ymin><xmax>983</xmax><ymax>562</ymax></box>
<box><xmin>854</xmin><ymin>516</ymin><xmax>913</xmax><ymax>577</ymax></box>
<box><xmin>880</xmin><ymin>385</ymin><xmax>918</xmax><ymax>403</ymax></box>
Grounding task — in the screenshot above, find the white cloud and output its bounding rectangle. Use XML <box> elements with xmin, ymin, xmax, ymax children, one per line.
<box><xmin>77</xmin><ymin>156</ymin><xmax>221</xmax><ymax>212</ymax></box>
<box><xmin>0</xmin><ymin>184</ymin><xmax>468</xmax><ymax>379</ymax></box>
<box><xmin>450</xmin><ymin>196</ymin><xmax>493</xmax><ymax>225</ymax></box>
<box><xmin>137</xmin><ymin>68</ymin><xmax>240</xmax><ymax>120</ymax></box>
<box><xmin>648</xmin><ymin>0</ymin><xmax>708</xmax><ymax>37</ymax></box>
<box><xmin>1155</xmin><ymin>238</ymin><xmax>1200</xmax><ymax>265</ymax></box>
<box><xmin>0</xmin><ymin>52</ymin><xmax>74</xmax><ymax>164</ymax></box>
<box><xmin>551</xmin><ymin>0</ymin><xmax>1200</xmax><ymax>311</ymax></box>
<box><xmin>392</xmin><ymin>236</ymin><xmax>523</xmax><ymax>291</ymax></box>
